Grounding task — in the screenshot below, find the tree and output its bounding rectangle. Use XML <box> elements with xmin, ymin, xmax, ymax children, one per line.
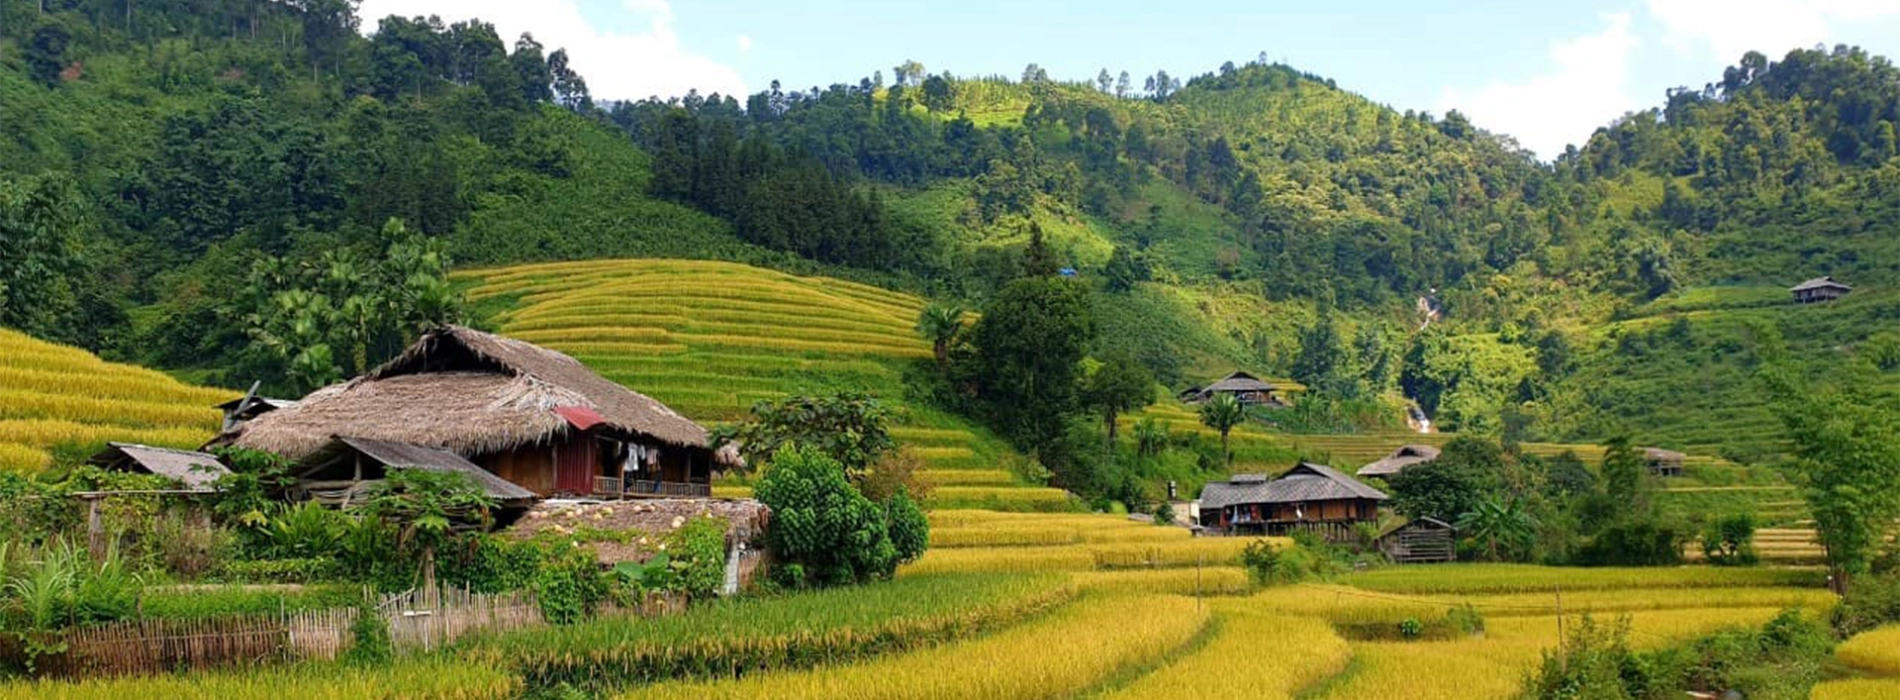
<box><xmin>0</xmin><ymin>174</ymin><xmax>87</xmax><ymax>341</ymax></box>
<box><xmin>1389</xmin><ymin>436</ymin><xmax>1504</xmax><ymax>521</ymax></box>
<box><xmin>24</xmin><ymin>22</ymin><xmax>69</xmax><ymax>87</ymax></box>
<box><xmin>1115</xmin><ymin>71</ymin><xmax>1131</xmax><ymax>98</ymax></box>
<box><xmin>1021</xmin><ymin>63</ymin><xmax>1048</xmax><ymax>84</ymax></box>
<box><xmin>548</xmin><ymin>48</ymin><xmax>592</xmax><ymax>110</ymax></box>
<box><xmin>1292</xmin><ymin>307</ymin><xmax>1348</xmax><ymax>396</ymax></box>
<box><xmin>1763</xmin><ymin>359</ymin><xmax>1900</xmax><ymax>594</ymax></box>
<box><xmin>1083</xmin><ymin>352</ymin><xmax>1155</xmax><ymax>442</ymax></box>
<box><xmin>1096</xmin><ymin>68</ymin><xmax>1113</xmax><ymax>93</ymax></box>
<box><xmin>1198</xmin><ymin>393</ymin><xmax>1247</xmax><ymax>467</ymax></box>
<box><xmin>1599</xmin><ymin>437</ymin><xmax>1650</xmax><ymax>517</ymax></box>
<box><xmin>712</xmin><ymin>393</ymin><xmax>896</xmax><ymax>481</ymax></box>
<box><xmin>1102</xmin><ymin>246</ymin><xmax>1149</xmax><ymax>293</ymax></box>
<box><xmin>914</xmin><ymin>303</ymin><xmax>965</xmax><ymax>366</ymax></box>
<box><xmin>920</xmin><ymin>74</ymin><xmax>955</xmax><ymax>111</ymax></box>
<box><xmin>1456</xmin><ymin>497</ymin><xmax>1537</xmax><ymax>562</ymax></box>
<box><xmin>968</xmin><ymin>277</ymin><xmax>1095</xmax><ymax>454</ymax></box>
<box><xmin>754</xmin><ymin>446</ymin><xmax>901</xmax><ymax>587</ymax></box>
<box><xmin>892</xmin><ymin>60</ymin><xmax>925</xmax><ymax>87</ymax></box>
<box><xmin>1023</xmin><ymin>222</ymin><xmax>1060</xmax><ymax>278</ymax></box>
<box><xmin>354</xmin><ymin>469</ymin><xmax>497</xmax><ymax>590</ymax></box>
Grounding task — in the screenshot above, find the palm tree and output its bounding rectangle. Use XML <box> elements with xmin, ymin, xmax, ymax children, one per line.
<box><xmin>1198</xmin><ymin>394</ymin><xmax>1247</xmax><ymax>467</ymax></box>
<box><xmin>1455</xmin><ymin>497</ymin><xmax>1538</xmax><ymax>562</ymax></box>
<box><xmin>914</xmin><ymin>303</ymin><xmax>965</xmax><ymax>366</ymax></box>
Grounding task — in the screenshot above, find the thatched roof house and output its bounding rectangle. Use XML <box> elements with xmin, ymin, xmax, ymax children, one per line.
<box><xmin>88</xmin><ymin>443</ymin><xmax>231</xmax><ymax>492</ymax></box>
<box><xmin>219</xmin><ymin>325</ymin><xmax>721</xmax><ymax>499</ymax></box>
<box><xmin>1199</xmin><ymin>462</ymin><xmax>1387</xmax><ymax>538</ymax></box>
<box><xmin>1357</xmin><ymin>444</ymin><xmax>1442</xmax><ymax>478</ymax></box>
<box><xmin>1643</xmin><ymin>447</ymin><xmax>1686</xmax><ymax>477</ymax></box>
<box><xmin>1791</xmin><ymin>276</ymin><xmax>1851</xmax><ymax>304</ymax></box>
<box><xmin>1179</xmin><ymin>371</ymin><xmax>1282</xmax><ymax>406</ymax></box>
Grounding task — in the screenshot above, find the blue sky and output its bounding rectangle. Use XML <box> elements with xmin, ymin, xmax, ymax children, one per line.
<box><xmin>358</xmin><ymin>0</ymin><xmax>1900</xmax><ymax>159</ymax></box>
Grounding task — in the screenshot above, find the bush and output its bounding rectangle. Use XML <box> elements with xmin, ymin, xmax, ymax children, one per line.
<box><xmin>1573</xmin><ymin>520</ymin><xmax>1687</xmax><ymax>567</ymax></box>
<box><xmin>1832</xmin><ymin>571</ymin><xmax>1900</xmax><ymax>637</ymax></box>
<box><xmin>1700</xmin><ymin>513</ymin><xmax>1759</xmax><ymax>566</ymax></box>
<box><xmin>1397</xmin><ymin>617</ymin><xmax>1423</xmax><ymax>640</ymax></box>
<box><xmin>755</xmin><ymin>446</ymin><xmax>900</xmax><ymax>588</ymax></box>
<box><xmin>1152</xmin><ymin>502</ymin><xmax>1176</xmax><ymax>526</ymax></box>
<box><xmin>1446</xmin><ymin>603</ymin><xmax>1486</xmax><ymax>637</ymax></box>
<box><xmin>1241</xmin><ymin>539</ymin><xmax>1312</xmax><ymax>585</ymax></box>
<box><xmin>668</xmin><ymin>516</ymin><xmax>729</xmax><ymax>600</ymax></box>
<box><xmin>886</xmin><ymin>488</ymin><xmax>929</xmax><ymax>566</ymax></box>
<box><xmin>532</xmin><ymin>540</ymin><xmax>610</xmax><ymax>625</ymax></box>
<box><xmin>342</xmin><ymin>602</ymin><xmax>392</xmax><ymax>666</ymax></box>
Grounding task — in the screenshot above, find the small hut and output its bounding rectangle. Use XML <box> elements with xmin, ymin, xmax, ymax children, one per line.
<box><xmin>1198</xmin><ymin>462</ymin><xmax>1387</xmax><ymax>539</ymax></box>
<box><xmin>217</xmin><ymin>325</ymin><xmax>728</xmax><ymax>500</ymax></box>
<box><xmin>1377</xmin><ymin>517</ymin><xmax>1457</xmax><ymax>563</ymax></box>
<box><xmin>292</xmin><ymin>436</ymin><xmax>538</xmax><ymax>510</ymax></box>
<box><xmin>1357</xmin><ymin>444</ymin><xmax>1442</xmax><ymax>479</ymax></box>
<box><xmin>1643</xmin><ymin>448</ymin><xmax>1686</xmax><ymax>477</ymax></box>
<box><xmin>87</xmin><ymin>442</ymin><xmax>230</xmax><ymax>492</ymax></box>
<box><xmin>1791</xmin><ymin>276</ymin><xmax>1852</xmax><ymax>304</ymax></box>
<box><xmin>1179</xmin><ymin>371</ymin><xmax>1283</xmax><ymax>406</ymax></box>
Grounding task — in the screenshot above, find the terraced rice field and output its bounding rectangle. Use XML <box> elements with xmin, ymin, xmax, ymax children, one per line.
<box><xmin>0</xmin><ymin>328</ymin><xmax>236</xmax><ymax>472</ymax></box>
<box><xmin>458</xmin><ymin>260</ymin><xmax>1066</xmax><ymax>509</ymax></box>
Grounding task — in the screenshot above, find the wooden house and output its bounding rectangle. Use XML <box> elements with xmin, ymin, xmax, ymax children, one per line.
<box><xmin>1178</xmin><ymin>371</ymin><xmax>1284</xmax><ymax>407</ymax></box>
<box><xmin>1377</xmin><ymin>517</ymin><xmax>1457</xmax><ymax>563</ymax></box>
<box><xmin>1791</xmin><ymin>276</ymin><xmax>1852</xmax><ymax>304</ymax></box>
<box><xmin>1356</xmin><ymin>444</ymin><xmax>1441</xmax><ymax>479</ymax></box>
<box><xmin>216</xmin><ymin>325</ymin><xmax>731</xmax><ymax>500</ymax></box>
<box><xmin>1643</xmin><ymin>448</ymin><xmax>1686</xmax><ymax>477</ymax></box>
<box><xmin>1197</xmin><ymin>462</ymin><xmax>1387</xmax><ymax>539</ymax></box>
<box><xmin>87</xmin><ymin>442</ymin><xmax>231</xmax><ymax>492</ymax></box>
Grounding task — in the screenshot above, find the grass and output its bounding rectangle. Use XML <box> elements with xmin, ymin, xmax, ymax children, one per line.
<box><xmin>1098</xmin><ymin>611</ymin><xmax>1349</xmax><ymax>700</ymax></box>
<box><xmin>470</xmin><ymin>572</ymin><xmax>1072</xmax><ymax>694</ymax></box>
<box><xmin>1340</xmin><ymin>563</ymin><xmax>1825</xmax><ymax>594</ymax></box>
<box><xmin>0</xmin><ymin>658</ymin><xmax>520</xmax><ymax>699</ymax></box>
<box><xmin>616</xmin><ymin>593</ymin><xmax>1210</xmax><ymax>700</ymax></box>
<box><xmin>0</xmin><ymin>328</ymin><xmax>236</xmax><ymax>472</ymax></box>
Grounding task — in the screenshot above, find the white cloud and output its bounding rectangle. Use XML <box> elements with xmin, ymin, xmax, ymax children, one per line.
<box><xmin>357</xmin><ymin>0</ymin><xmax>747</xmax><ymax>102</ymax></box>
<box><xmin>1645</xmin><ymin>0</ymin><xmax>1900</xmax><ymax>63</ymax></box>
<box><xmin>1435</xmin><ymin>13</ymin><xmax>1640</xmax><ymax>160</ymax></box>
<box><xmin>736</xmin><ymin>34</ymin><xmax>753</xmax><ymax>53</ymax></box>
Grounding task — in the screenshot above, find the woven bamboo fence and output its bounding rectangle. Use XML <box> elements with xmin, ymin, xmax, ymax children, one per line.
<box><xmin>379</xmin><ymin>585</ymin><xmax>543</xmax><ymax>653</ymax></box>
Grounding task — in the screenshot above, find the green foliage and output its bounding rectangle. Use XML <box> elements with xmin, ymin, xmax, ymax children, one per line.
<box><xmin>1446</xmin><ymin>603</ymin><xmax>1486</xmax><ymax>637</ymax></box>
<box><xmin>1240</xmin><ymin>539</ymin><xmax>1310</xmax><ymax>586</ymax></box>
<box><xmin>1830</xmin><ymin>571</ymin><xmax>1900</xmax><ymax>637</ymax></box>
<box><xmin>1574</xmin><ymin>520</ymin><xmax>1687</xmax><ymax>567</ymax></box>
<box><xmin>1520</xmin><ymin>609</ymin><xmax>1833</xmax><ymax>700</ymax></box>
<box><xmin>1397</xmin><ymin>617</ymin><xmax>1423</xmax><ymax>640</ymax></box>
<box><xmin>667</xmin><ymin>516</ymin><xmax>730</xmax><ymax>600</ymax></box>
<box><xmin>1082</xmin><ymin>351</ymin><xmax>1155</xmax><ymax>442</ymax></box>
<box><xmin>1763</xmin><ymin>354</ymin><xmax>1900</xmax><ymax>591</ymax></box>
<box><xmin>886</xmin><ymin>488</ymin><xmax>930</xmax><ymax>566</ymax></box>
<box><xmin>343</xmin><ymin>601</ymin><xmax>393</xmax><ymax>667</ymax></box>
<box><xmin>712</xmin><ymin>393</ymin><xmax>897</xmax><ymax>480</ymax></box>
<box><xmin>0</xmin><ymin>173</ymin><xmax>98</xmax><ymax>345</ymax></box>
<box><xmin>532</xmin><ymin>539</ymin><xmax>610</xmax><ymax>625</ymax></box>
<box><xmin>914</xmin><ymin>303</ymin><xmax>966</xmax><ymax>366</ymax></box>
<box><xmin>966</xmin><ymin>276</ymin><xmax>1095</xmax><ymax>460</ymax></box>
<box><xmin>1388</xmin><ymin>437</ymin><xmax>1505</xmax><ymax>522</ymax></box>
<box><xmin>1700</xmin><ymin>513</ymin><xmax>1760</xmax><ymax>567</ymax></box>
<box><xmin>1196</xmin><ymin>393</ymin><xmax>1247</xmax><ymax>467</ymax></box>
<box><xmin>754</xmin><ymin>446</ymin><xmax>900</xmax><ymax>588</ymax></box>
<box><xmin>1456</xmin><ymin>497</ymin><xmax>1539</xmax><ymax>563</ymax></box>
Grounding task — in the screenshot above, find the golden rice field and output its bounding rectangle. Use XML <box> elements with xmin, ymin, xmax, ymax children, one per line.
<box><xmin>0</xmin><ymin>328</ymin><xmax>236</xmax><ymax>473</ymax></box>
<box><xmin>458</xmin><ymin>260</ymin><xmax>1067</xmax><ymax>509</ymax></box>
<box><xmin>0</xmin><ymin>658</ymin><xmax>519</xmax><ymax>700</ymax></box>
<box><xmin>1834</xmin><ymin>624</ymin><xmax>1900</xmax><ymax>676</ymax></box>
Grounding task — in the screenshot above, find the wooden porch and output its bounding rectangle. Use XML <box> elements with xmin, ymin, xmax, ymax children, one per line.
<box><xmin>592</xmin><ymin>476</ymin><xmax>712</xmax><ymax>499</ymax></box>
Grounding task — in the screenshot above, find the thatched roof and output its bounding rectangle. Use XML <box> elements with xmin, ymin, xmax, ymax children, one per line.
<box><xmin>1200</xmin><ymin>462</ymin><xmax>1388</xmax><ymax>510</ymax></box>
<box><xmin>1201</xmin><ymin>371</ymin><xmax>1277</xmax><ymax>394</ymax></box>
<box><xmin>89</xmin><ymin>443</ymin><xmax>230</xmax><ymax>491</ymax></box>
<box><xmin>1643</xmin><ymin>447</ymin><xmax>1686</xmax><ymax>463</ymax></box>
<box><xmin>1791</xmin><ymin>276</ymin><xmax>1851</xmax><ymax>292</ymax></box>
<box><xmin>221</xmin><ymin>325</ymin><xmax>709</xmax><ymax>460</ymax></box>
<box><xmin>301</xmin><ymin>436</ymin><xmax>537</xmax><ymax>502</ymax></box>
<box><xmin>1357</xmin><ymin>444</ymin><xmax>1442</xmax><ymax>477</ymax></box>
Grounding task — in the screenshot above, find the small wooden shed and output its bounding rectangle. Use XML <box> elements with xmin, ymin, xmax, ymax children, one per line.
<box><xmin>1790</xmin><ymin>276</ymin><xmax>1851</xmax><ymax>304</ymax></box>
<box><xmin>1643</xmin><ymin>448</ymin><xmax>1686</xmax><ymax>477</ymax></box>
<box><xmin>87</xmin><ymin>442</ymin><xmax>231</xmax><ymax>492</ymax></box>
<box><xmin>1377</xmin><ymin>517</ymin><xmax>1457</xmax><ymax>563</ymax></box>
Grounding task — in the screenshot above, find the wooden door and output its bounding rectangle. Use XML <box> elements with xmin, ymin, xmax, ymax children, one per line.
<box><xmin>555</xmin><ymin>438</ymin><xmax>596</xmax><ymax>495</ymax></box>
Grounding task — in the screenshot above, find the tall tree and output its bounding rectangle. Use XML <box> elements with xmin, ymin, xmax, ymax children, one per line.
<box><xmin>1198</xmin><ymin>393</ymin><xmax>1247</xmax><ymax>467</ymax></box>
<box><xmin>969</xmin><ymin>277</ymin><xmax>1095</xmax><ymax>455</ymax></box>
<box><xmin>1095</xmin><ymin>68</ymin><xmax>1113</xmax><ymax>93</ymax></box>
<box><xmin>1083</xmin><ymin>352</ymin><xmax>1155</xmax><ymax>442</ymax></box>
<box><xmin>1763</xmin><ymin>357</ymin><xmax>1900</xmax><ymax>594</ymax></box>
<box><xmin>1023</xmin><ymin>222</ymin><xmax>1059</xmax><ymax>278</ymax></box>
<box><xmin>1115</xmin><ymin>71</ymin><xmax>1131</xmax><ymax>98</ymax></box>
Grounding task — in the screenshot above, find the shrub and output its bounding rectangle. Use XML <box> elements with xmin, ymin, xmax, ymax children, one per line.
<box><xmin>1152</xmin><ymin>502</ymin><xmax>1176</xmax><ymax>526</ymax></box>
<box><xmin>1700</xmin><ymin>513</ymin><xmax>1760</xmax><ymax>566</ymax></box>
<box><xmin>1832</xmin><ymin>571</ymin><xmax>1900</xmax><ymax>637</ymax></box>
<box><xmin>1574</xmin><ymin>520</ymin><xmax>1687</xmax><ymax>567</ymax></box>
<box><xmin>1241</xmin><ymin>539</ymin><xmax>1311</xmax><ymax>585</ymax></box>
<box><xmin>862</xmin><ymin>447</ymin><xmax>933</xmax><ymax>503</ymax></box>
<box><xmin>532</xmin><ymin>540</ymin><xmax>610</xmax><ymax>625</ymax></box>
<box><xmin>343</xmin><ymin>602</ymin><xmax>392</xmax><ymax>666</ymax></box>
<box><xmin>755</xmin><ymin>446</ymin><xmax>899</xmax><ymax>588</ymax></box>
<box><xmin>886</xmin><ymin>488</ymin><xmax>929</xmax><ymax>565</ymax></box>
<box><xmin>1397</xmin><ymin>617</ymin><xmax>1423</xmax><ymax>640</ymax></box>
<box><xmin>668</xmin><ymin>516</ymin><xmax>729</xmax><ymax>600</ymax></box>
<box><xmin>1446</xmin><ymin>603</ymin><xmax>1486</xmax><ymax>637</ymax></box>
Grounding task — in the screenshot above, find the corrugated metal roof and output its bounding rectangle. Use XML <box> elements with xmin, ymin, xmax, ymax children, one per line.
<box><xmin>92</xmin><ymin>443</ymin><xmax>230</xmax><ymax>491</ymax></box>
<box><xmin>336</xmin><ymin>436</ymin><xmax>537</xmax><ymax>501</ymax></box>
<box><xmin>1200</xmin><ymin>462</ymin><xmax>1387</xmax><ymax>510</ymax></box>
<box><xmin>1791</xmin><ymin>276</ymin><xmax>1851</xmax><ymax>292</ymax></box>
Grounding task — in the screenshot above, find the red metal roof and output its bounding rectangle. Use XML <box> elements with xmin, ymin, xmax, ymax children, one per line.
<box><xmin>552</xmin><ymin>405</ymin><xmax>605</xmax><ymax>431</ymax></box>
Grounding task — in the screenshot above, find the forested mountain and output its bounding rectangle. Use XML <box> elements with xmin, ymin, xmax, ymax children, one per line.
<box><xmin>2</xmin><ymin>1</ymin><xmax>1896</xmax><ymax>456</ymax></box>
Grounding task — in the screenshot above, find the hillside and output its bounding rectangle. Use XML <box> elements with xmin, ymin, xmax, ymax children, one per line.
<box><xmin>0</xmin><ymin>328</ymin><xmax>235</xmax><ymax>472</ymax></box>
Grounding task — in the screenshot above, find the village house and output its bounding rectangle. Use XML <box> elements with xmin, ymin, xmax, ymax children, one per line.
<box><xmin>1790</xmin><ymin>276</ymin><xmax>1852</xmax><ymax>304</ymax></box>
<box><xmin>1643</xmin><ymin>447</ymin><xmax>1686</xmax><ymax>477</ymax></box>
<box><xmin>1197</xmin><ymin>462</ymin><xmax>1387</xmax><ymax>539</ymax></box>
<box><xmin>215</xmin><ymin>391</ymin><xmax>295</xmax><ymax>433</ymax></box>
<box><xmin>1178</xmin><ymin>370</ymin><xmax>1285</xmax><ymax>407</ymax></box>
<box><xmin>1356</xmin><ymin>443</ymin><xmax>1441</xmax><ymax>479</ymax></box>
<box><xmin>215</xmin><ymin>325</ymin><xmax>730</xmax><ymax>501</ymax></box>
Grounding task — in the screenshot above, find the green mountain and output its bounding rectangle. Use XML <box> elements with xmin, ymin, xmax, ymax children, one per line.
<box><xmin>1</xmin><ymin>3</ymin><xmax>1896</xmax><ymax>463</ymax></box>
